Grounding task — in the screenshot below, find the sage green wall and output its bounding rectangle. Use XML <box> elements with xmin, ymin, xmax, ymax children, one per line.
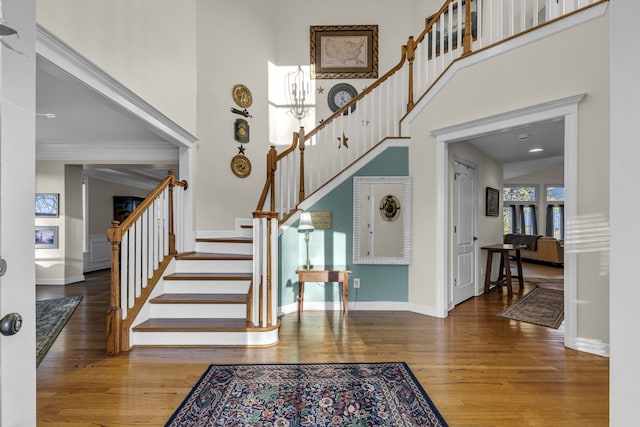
<box><xmin>279</xmin><ymin>147</ymin><xmax>409</xmax><ymax>310</ymax></box>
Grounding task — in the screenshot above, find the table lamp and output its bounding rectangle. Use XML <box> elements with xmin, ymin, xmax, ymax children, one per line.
<box><xmin>298</xmin><ymin>212</ymin><xmax>315</xmax><ymax>270</ymax></box>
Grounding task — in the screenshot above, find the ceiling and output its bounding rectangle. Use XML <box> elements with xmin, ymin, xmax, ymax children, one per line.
<box><xmin>36</xmin><ymin>56</ymin><xmax>179</xmax><ymax>191</ymax></box>
<box><xmin>464</xmin><ymin>119</ymin><xmax>565</xmax><ymax>180</ymax></box>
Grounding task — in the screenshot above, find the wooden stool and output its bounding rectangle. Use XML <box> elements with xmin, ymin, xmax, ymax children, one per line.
<box><xmin>481</xmin><ymin>244</ymin><xmax>526</xmax><ymax>297</ymax></box>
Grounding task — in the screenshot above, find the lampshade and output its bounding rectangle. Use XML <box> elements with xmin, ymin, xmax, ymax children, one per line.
<box><xmin>298</xmin><ymin>212</ymin><xmax>315</xmax><ymax>232</ymax></box>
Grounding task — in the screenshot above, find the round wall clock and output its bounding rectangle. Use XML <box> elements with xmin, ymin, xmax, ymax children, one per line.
<box><xmin>232</xmin><ymin>84</ymin><xmax>253</xmax><ymax>108</ymax></box>
<box><xmin>328</xmin><ymin>83</ymin><xmax>357</xmax><ymax>114</ymax></box>
<box><xmin>231</xmin><ymin>154</ymin><xmax>252</xmax><ymax>178</ymax></box>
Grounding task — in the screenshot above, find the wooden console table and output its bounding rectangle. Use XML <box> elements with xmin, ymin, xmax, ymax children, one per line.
<box><xmin>296</xmin><ymin>266</ymin><xmax>350</xmax><ymax>318</ymax></box>
<box><xmin>481</xmin><ymin>244</ymin><xmax>527</xmax><ymax>297</ymax></box>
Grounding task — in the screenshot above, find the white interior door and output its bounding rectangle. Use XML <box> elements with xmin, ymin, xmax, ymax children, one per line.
<box><xmin>452</xmin><ymin>160</ymin><xmax>477</xmax><ymax>305</ymax></box>
<box><xmin>0</xmin><ymin>0</ymin><xmax>36</xmax><ymax>425</ymax></box>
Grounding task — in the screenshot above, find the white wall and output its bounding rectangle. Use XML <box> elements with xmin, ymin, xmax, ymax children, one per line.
<box><xmin>36</xmin><ymin>0</ymin><xmax>198</xmax><ymax>135</ymax></box>
<box><xmin>85</xmin><ymin>177</ymin><xmax>150</xmax><ymax>272</ymax></box>
<box><xmin>64</xmin><ymin>165</ymin><xmax>84</xmax><ymax>283</ymax></box>
<box><xmin>610</xmin><ymin>1</ymin><xmax>640</xmax><ymax>425</ymax></box>
<box><xmin>408</xmin><ymin>12</ymin><xmax>609</xmax><ymax>343</ymax></box>
<box><xmin>35</xmin><ymin>161</ymin><xmax>66</xmax><ymax>283</ymax></box>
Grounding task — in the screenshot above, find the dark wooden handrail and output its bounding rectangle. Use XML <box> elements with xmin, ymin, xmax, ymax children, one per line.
<box><xmin>106</xmin><ymin>170</ymin><xmax>188</xmax><ymax>355</ymax></box>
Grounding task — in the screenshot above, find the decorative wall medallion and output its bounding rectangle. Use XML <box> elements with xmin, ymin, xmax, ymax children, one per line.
<box><xmin>232</xmin><ymin>84</ymin><xmax>253</xmax><ymax>108</ymax></box>
<box><xmin>231</xmin><ymin>146</ymin><xmax>251</xmax><ymax>178</ymax></box>
<box><xmin>379</xmin><ymin>194</ymin><xmax>401</xmax><ymax>221</ymax></box>
<box><xmin>234</xmin><ymin>118</ymin><xmax>250</xmax><ymax>143</ymax></box>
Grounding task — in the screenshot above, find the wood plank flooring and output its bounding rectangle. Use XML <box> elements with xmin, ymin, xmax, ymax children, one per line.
<box><xmin>36</xmin><ymin>264</ymin><xmax>608</xmax><ymax>426</ymax></box>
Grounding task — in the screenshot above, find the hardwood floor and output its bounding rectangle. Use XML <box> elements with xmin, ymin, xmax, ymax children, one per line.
<box><xmin>36</xmin><ymin>266</ymin><xmax>608</xmax><ymax>426</ymax></box>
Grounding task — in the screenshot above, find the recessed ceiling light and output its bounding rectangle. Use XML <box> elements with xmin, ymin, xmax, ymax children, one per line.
<box><xmin>529</xmin><ymin>147</ymin><xmax>544</xmax><ymax>153</ymax></box>
<box><xmin>518</xmin><ymin>133</ymin><xmax>530</xmax><ymax>141</ymax></box>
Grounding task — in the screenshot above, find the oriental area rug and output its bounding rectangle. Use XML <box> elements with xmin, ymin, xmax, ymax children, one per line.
<box><xmin>36</xmin><ymin>296</ymin><xmax>83</xmax><ymax>366</ymax></box>
<box><xmin>498</xmin><ymin>286</ymin><xmax>564</xmax><ymax>328</ymax></box>
<box><xmin>165</xmin><ymin>362</ymin><xmax>449</xmax><ymax>426</ymax></box>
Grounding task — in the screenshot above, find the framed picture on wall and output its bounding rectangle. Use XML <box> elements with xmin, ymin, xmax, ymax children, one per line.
<box><xmin>35</xmin><ymin>193</ymin><xmax>59</xmax><ymax>217</ymax></box>
<box><xmin>310</xmin><ymin>25</ymin><xmax>378</xmax><ymax>79</ymax></box>
<box><xmin>35</xmin><ymin>226</ymin><xmax>58</xmax><ymax>249</ymax></box>
<box><xmin>486</xmin><ymin>187</ymin><xmax>500</xmax><ymax>216</ymax></box>
<box><xmin>113</xmin><ymin>196</ymin><xmax>145</xmax><ymax>224</ymax></box>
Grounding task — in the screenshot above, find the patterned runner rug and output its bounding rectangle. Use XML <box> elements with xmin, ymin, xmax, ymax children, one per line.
<box><xmin>498</xmin><ymin>287</ymin><xmax>564</xmax><ymax>328</ymax></box>
<box><xmin>166</xmin><ymin>362</ymin><xmax>448</xmax><ymax>426</ymax></box>
<box><xmin>36</xmin><ymin>296</ymin><xmax>83</xmax><ymax>366</ymax></box>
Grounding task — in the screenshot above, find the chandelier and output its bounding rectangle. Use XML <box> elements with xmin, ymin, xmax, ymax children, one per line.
<box><xmin>285</xmin><ymin>66</ymin><xmax>311</xmax><ymax>123</ymax></box>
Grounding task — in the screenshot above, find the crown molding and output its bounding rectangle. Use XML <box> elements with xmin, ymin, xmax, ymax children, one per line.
<box><xmin>36</xmin><ymin>25</ymin><xmax>197</xmax><ymax>148</ymax></box>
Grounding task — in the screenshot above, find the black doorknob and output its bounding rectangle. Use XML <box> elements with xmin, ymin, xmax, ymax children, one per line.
<box><xmin>0</xmin><ymin>313</ymin><xmax>22</xmax><ymax>336</ymax></box>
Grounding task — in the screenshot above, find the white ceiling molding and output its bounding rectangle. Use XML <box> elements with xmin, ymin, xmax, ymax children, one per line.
<box><xmin>35</xmin><ymin>25</ymin><xmax>197</xmax><ymax>149</ymax></box>
<box><xmin>36</xmin><ymin>141</ymin><xmax>179</xmax><ymax>162</ymax></box>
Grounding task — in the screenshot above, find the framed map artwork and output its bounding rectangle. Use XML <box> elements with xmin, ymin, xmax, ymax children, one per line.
<box><xmin>310</xmin><ymin>25</ymin><xmax>378</xmax><ymax>79</ymax></box>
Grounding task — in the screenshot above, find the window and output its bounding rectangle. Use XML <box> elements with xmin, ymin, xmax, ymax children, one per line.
<box><xmin>503</xmin><ymin>185</ymin><xmax>538</xmax><ymax>235</ymax></box>
<box><xmin>545</xmin><ymin>185</ymin><xmax>564</xmax><ymax>240</ymax></box>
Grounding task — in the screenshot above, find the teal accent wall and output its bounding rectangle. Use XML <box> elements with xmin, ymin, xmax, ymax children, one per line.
<box><xmin>279</xmin><ymin>147</ymin><xmax>409</xmax><ymax>309</ymax></box>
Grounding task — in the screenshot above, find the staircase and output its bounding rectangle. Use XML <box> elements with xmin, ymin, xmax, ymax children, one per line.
<box><xmin>129</xmin><ymin>233</ymin><xmax>280</xmax><ymax>347</ymax></box>
<box><xmin>106</xmin><ymin>0</ymin><xmax>609</xmax><ymax>354</ymax></box>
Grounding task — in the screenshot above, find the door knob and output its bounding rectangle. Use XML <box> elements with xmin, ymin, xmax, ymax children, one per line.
<box><xmin>0</xmin><ymin>313</ymin><xmax>22</xmax><ymax>336</ymax></box>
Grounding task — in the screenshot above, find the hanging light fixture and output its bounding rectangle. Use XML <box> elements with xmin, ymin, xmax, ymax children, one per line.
<box><xmin>285</xmin><ymin>66</ymin><xmax>310</xmax><ymax>123</ymax></box>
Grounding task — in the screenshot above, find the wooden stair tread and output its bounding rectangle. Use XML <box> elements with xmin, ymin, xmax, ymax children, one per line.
<box><xmin>133</xmin><ymin>318</ymin><xmax>260</xmax><ymax>332</ymax></box>
<box><xmin>164</xmin><ymin>272</ymin><xmax>252</xmax><ymax>281</ymax></box>
<box><xmin>176</xmin><ymin>252</ymin><xmax>252</xmax><ymax>261</ymax></box>
<box><xmin>150</xmin><ymin>293</ymin><xmax>247</xmax><ymax>304</ymax></box>
<box><xmin>196</xmin><ymin>237</ymin><xmax>252</xmax><ymax>243</ymax></box>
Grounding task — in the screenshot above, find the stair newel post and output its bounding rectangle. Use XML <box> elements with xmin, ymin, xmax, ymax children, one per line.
<box><xmin>106</xmin><ymin>221</ymin><xmax>123</xmax><ymax>355</ymax></box>
<box><xmin>462</xmin><ymin>0</ymin><xmax>473</xmax><ymax>56</ymax></box>
<box><xmin>406</xmin><ymin>37</ymin><xmax>416</xmax><ymax>111</ymax></box>
<box><xmin>167</xmin><ymin>170</ymin><xmax>177</xmax><ymax>256</ymax></box>
<box><xmin>298</xmin><ymin>127</ymin><xmax>306</xmax><ymax>203</ymax></box>
<box><xmin>265</xmin><ymin>212</ymin><xmax>278</xmax><ymax>326</ymax></box>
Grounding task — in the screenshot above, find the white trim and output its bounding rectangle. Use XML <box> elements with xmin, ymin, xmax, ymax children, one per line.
<box><xmin>36</xmin><ymin>275</ymin><xmax>85</xmax><ymax>286</ymax></box>
<box><xmin>36</xmin><ymin>25</ymin><xmax>198</xmax><ymax>148</ymax></box>
<box><xmin>37</xmin><ymin>141</ymin><xmax>179</xmax><ymax>164</ymax></box>
<box><xmin>353</xmin><ymin>176</ymin><xmax>412</xmax><ymax>265</ymax></box>
<box><xmin>433</xmin><ymin>94</ymin><xmax>584</xmax><ymax>348</ymax></box>
<box><xmin>566</xmin><ymin>336</ymin><xmax>610</xmax><ymax>358</ymax></box>
<box><xmin>279</xmin><ymin>301</ymin><xmax>441</xmax><ymax>317</ymax></box>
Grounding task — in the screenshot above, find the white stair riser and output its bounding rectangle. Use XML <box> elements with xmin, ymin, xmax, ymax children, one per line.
<box><xmin>163</xmin><ymin>280</ymin><xmax>251</xmax><ymax>294</ymax></box>
<box><xmin>150</xmin><ymin>303</ymin><xmax>246</xmax><ymax>318</ymax></box>
<box><xmin>175</xmin><ymin>260</ymin><xmax>252</xmax><ymax>273</ymax></box>
<box><xmin>195</xmin><ymin>242</ymin><xmax>253</xmax><ymax>254</ymax></box>
<box><xmin>131</xmin><ymin>330</ymin><xmax>279</xmax><ymax>347</ymax></box>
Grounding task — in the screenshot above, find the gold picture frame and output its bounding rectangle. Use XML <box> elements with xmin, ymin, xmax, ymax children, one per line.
<box><xmin>310</xmin><ymin>25</ymin><xmax>378</xmax><ymax>79</ymax></box>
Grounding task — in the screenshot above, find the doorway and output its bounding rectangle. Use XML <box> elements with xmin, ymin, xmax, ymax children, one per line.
<box><xmin>433</xmin><ymin>94</ymin><xmax>583</xmax><ymax>348</ymax></box>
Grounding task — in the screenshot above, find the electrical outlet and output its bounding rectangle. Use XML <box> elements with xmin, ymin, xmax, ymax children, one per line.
<box><xmin>353</xmin><ymin>278</ymin><xmax>360</xmax><ymax>288</ymax></box>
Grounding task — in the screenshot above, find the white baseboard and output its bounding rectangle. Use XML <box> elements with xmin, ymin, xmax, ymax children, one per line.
<box><xmin>84</xmin><ymin>234</ymin><xmax>111</xmax><ymax>273</ymax></box>
<box><xmin>36</xmin><ymin>275</ymin><xmax>85</xmax><ymax>286</ymax></box>
<box><xmin>279</xmin><ymin>301</ymin><xmax>442</xmax><ymax>317</ymax></box>
<box><xmin>566</xmin><ymin>336</ymin><xmax>610</xmax><ymax>358</ymax></box>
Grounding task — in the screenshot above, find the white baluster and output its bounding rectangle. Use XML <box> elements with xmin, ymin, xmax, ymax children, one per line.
<box><xmin>120</xmin><ymin>232</ymin><xmax>128</xmax><ymax>319</ymax></box>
